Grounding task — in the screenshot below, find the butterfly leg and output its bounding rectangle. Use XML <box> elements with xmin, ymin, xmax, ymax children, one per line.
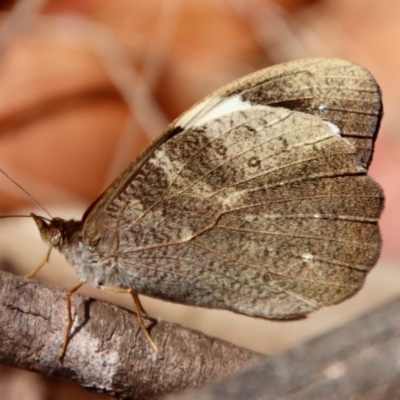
<box><xmin>58</xmin><ymin>281</ymin><xmax>84</xmax><ymax>362</ymax></box>
<box><xmin>100</xmin><ymin>285</ymin><xmax>160</xmax><ymax>357</ymax></box>
<box><xmin>25</xmin><ymin>247</ymin><xmax>52</xmax><ymax>278</ymax></box>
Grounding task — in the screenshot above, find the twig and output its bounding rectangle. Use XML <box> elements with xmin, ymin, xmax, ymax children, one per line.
<box><xmin>0</xmin><ymin>271</ymin><xmax>261</xmax><ymax>399</ymax></box>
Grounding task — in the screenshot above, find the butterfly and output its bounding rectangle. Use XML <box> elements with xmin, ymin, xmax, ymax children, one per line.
<box><xmin>31</xmin><ymin>58</ymin><xmax>384</xmax><ymax>360</ymax></box>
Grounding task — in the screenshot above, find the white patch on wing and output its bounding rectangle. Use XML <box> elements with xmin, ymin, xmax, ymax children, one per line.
<box><xmin>176</xmin><ymin>97</ymin><xmax>220</xmax><ymax>128</ymax></box>
<box><xmin>323</xmin><ymin>121</ymin><xmax>341</xmax><ymax>136</ymax></box>
<box><xmin>192</xmin><ymin>95</ymin><xmax>253</xmax><ymax>127</ymax></box>
<box><xmin>176</xmin><ymin>95</ymin><xmax>252</xmax><ymax>129</ymax></box>
<box><xmin>302</xmin><ymin>253</ymin><xmax>314</xmax><ymax>262</ymax></box>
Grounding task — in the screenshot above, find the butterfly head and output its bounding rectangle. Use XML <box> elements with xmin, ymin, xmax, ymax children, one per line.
<box><xmin>31</xmin><ymin>213</ymin><xmax>65</xmax><ymax>248</ymax></box>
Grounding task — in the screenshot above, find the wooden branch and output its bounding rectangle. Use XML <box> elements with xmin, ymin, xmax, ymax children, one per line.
<box><xmin>169</xmin><ymin>295</ymin><xmax>400</xmax><ymax>400</ymax></box>
<box><xmin>5</xmin><ymin>267</ymin><xmax>400</xmax><ymax>400</ymax></box>
<box><xmin>0</xmin><ymin>271</ymin><xmax>261</xmax><ymax>399</ymax></box>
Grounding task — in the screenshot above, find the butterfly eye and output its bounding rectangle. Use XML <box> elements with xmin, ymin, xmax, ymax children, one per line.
<box><xmin>50</xmin><ymin>229</ymin><xmax>62</xmax><ymax>246</ymax></box>
<box><xmin>248</xmin><ymin>157</ymin><xmax>261</xmax><ymax>168</ymax></box>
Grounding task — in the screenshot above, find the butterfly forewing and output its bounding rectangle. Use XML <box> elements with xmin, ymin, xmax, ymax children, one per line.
<box><xmin>77</xmin><ymin>58</ymin><xmax>383</xmax><ymax>320</ymax></box>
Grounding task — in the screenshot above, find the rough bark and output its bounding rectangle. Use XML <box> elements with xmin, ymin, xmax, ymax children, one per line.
<box><xmin>0</xmin><ymin>271</ymin><xmax>260</xmax><ymax>399</ymax></box>
<box><xmin>4</xmin><ymin>267</ymin><xmax>400</xmax><ymax>400</ymax></box>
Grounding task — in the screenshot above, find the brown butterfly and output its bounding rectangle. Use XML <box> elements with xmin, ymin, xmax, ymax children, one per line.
<box><xmin>30</xmin><ymin>58</ymin><xmax>384</xmax><ymax>360</ymax></box>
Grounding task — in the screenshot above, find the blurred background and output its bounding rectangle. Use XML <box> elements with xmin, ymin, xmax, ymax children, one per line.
<box><xmin>0</xmin><ymin>0</ymin><xmax>399</xmax><ymax>399</ymax></box>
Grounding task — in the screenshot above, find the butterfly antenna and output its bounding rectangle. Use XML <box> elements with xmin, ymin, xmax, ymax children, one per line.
<box><xmin>0</xmin><ymin>166</ymin><xmax>52</xmax><ymax>218</ymax></box>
